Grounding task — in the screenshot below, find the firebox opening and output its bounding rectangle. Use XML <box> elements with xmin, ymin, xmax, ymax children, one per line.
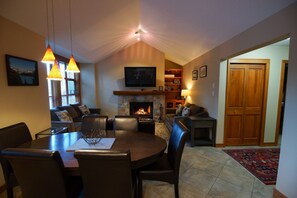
<box><xmin>130</xmin><ymin>102</ymin><xmax>153</xmax><ymax>118</ymax></box>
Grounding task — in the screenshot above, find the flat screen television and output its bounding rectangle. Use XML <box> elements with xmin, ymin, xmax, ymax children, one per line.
<box><xmin>124</xmin><ymin>67</ymin><xmax>156</xmax><ymax>87</ymax></box>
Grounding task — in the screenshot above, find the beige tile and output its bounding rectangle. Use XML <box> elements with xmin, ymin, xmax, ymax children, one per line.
<box><xmin>208</xmin><ymin>178</ymin><xmax>252</xmax><ymax>198</ymax></box>
<box><xmin>251</xmin><ymin>178</ymin><xmax>274</xmax><ymax>198</ymax></box>
<box><xmin>181</xmin><ymin>168</ymin><xmax>217</xmax><ymax>194</ymax></box>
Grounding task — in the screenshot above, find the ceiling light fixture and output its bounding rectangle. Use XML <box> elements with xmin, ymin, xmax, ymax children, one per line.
<box><xmin>66</xmin><ymin>0</ymin><xmax>80</xmax><ymax>73</ymax></box>
<box><xmin>47</xmin><ymin>0</ymin><xmax>63</xmax><ymax>81</ymax></box>
<box><xmin>135</xmin><ymin>28</ymin><xmax>145</xmax><ymax>41</ymax></box>
<box><xmin>41</xmin><ymin>0</ymin><xmax>55</xmax><ymax>64</ymax></box>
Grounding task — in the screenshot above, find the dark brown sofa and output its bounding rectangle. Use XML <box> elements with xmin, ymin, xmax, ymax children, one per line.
<box><xmin>164</xmin><ymin>103</ymin><xmax>209</xmax><ymax>132</ymax></box>
<box><xmin>50</xmin><ymin>103</ymin><xmax>101</xmax><ymax>131</ymax></box>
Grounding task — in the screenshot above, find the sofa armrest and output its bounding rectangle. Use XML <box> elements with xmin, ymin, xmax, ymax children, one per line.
<box><xmin>174</xmin><ymin>116</ymin><xmax>187</xmax><ymax>125</ymax></box>
<box><xmin>51</xmin><ymin>121</ymin><xmax>75</xmax><ymax>132</ymax></box>
<box><xmin>89</xmin><ymin>108</ymin><xmax>101</xmax><ymax>114</ymax></box>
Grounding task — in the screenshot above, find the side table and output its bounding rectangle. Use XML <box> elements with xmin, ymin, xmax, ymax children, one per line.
<box><xmin>35</xmin><ymin>127</ymin><xmax>68</xmax><ymax>139</ymax></box>
<box><xmin>187</xmin><ymin>116</ymin><xmax>217</xmax><ymax>147</ymax></box>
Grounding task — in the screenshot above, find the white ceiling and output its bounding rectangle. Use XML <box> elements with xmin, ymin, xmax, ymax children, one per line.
<box><xmin>1</xmin><ymin>0</ymin><xmax>296</xmax><ymax>65</ymax></box>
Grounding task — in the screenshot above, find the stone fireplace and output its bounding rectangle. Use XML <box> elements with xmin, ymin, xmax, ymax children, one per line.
<box><xmin>116</xmin><ymin>92</ymin><xmax>165</xmax><ymax>121</ymax></box>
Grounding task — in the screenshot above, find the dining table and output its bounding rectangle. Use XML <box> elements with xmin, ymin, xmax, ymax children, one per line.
<box><xmin>19</xmin><ymin>130</ymin><xmax>167</xmax><ymax>176</ymax></box>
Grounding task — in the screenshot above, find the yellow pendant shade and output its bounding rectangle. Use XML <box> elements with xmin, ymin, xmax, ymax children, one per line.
<box><xmin>66</xmin><ymin>55</ymin><xmax>80</xmax><ymax>73</ymax></box>
<box><xmin>41</xmin><ymin>44</ymin><xmax>56</xmax><ymax>64</ymax></box>
<box><xmin>47</xmin><ymin>61</ymin><xmax>64</xmax><ymax>81</ymax></box>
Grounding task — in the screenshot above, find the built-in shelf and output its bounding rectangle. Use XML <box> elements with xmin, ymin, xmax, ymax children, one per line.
<box><xmin>113</xmin><ymin>90</ymin><xmax>165</xmax><ymax>96</ymax></box>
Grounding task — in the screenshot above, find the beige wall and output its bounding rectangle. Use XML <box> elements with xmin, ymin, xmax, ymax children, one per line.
<box><xmin>0</xmin><ymin>17</ymin><xmax>50</xmax><ymax>185</ymax></box>
<box><xmin>183</xmin><ymin>3</ymin><xmax>297</xmax><ymax>197</ymax></box>
<box><xmin>80</xmin><ymin>63</ymin><xmax>98</xmax><ymax>107</ymax></box>
<box><xmin>88</xmin><ymin>41</ymin><xmax>165</xmax><ymax>117</ymax></box>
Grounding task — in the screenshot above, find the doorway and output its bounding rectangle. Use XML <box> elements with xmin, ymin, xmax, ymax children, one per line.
<box><xmin>224</xmin><ymin>59</ymin><xmax>269</xmax><ymax>146</ymax></box>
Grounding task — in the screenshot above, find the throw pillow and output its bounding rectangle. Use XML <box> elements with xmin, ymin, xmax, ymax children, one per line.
<box><xmin>181</xmin><ymin>107</ymin><xmax>190</xmax><ymax>116</ymax></box>
<box><xmin>175</xmin><ymin>104</ymin><xmax>184</xmax><ymax>116</ymax></box>
<box><xmin>78</xmin><ymin>105</ymin><xmax>91</xmax><ymax>115</ymax></box>
<box><xmin>55</xmin><ymin>110</ymin><xmax>73</xmax><ymax>122</ymax></box>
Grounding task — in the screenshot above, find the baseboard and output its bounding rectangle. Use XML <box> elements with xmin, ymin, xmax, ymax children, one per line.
<box><xmin>261</xmin><ymin>142</ymin><xmax>278</xmax><ymax>146</ymax></box>
<box><xmin>215</xmin><ymin>143</ymin><xmax>224</xmax><ymax>147</ymax></box>
<box><xmin>273</xmin><ymin>187</ymin><xmax>287</xmax><ymax>198</ymax></box>
<box><xmin>0</xmin><ymin>184</ymin><xmax>6</xmax><ymax>193</ymax></box>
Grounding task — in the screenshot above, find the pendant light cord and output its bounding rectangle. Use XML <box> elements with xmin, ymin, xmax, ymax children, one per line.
<box><xmin>45</xmin><ymin>0</ymin><xmax>50</xmax><ymax>45</ymax></box>
<box><xmin>52</xmin><ymin>0</ymin><xmax>56</xmax><ymax>52</ymax></box>
<box><xmin>69</xmin><ymin>0</ymin><xmax>73</xmax><ymax>54</ymax></box>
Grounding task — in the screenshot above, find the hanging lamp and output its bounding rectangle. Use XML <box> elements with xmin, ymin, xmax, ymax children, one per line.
<box><xmin>47</xmin><ymin>60</ymin><xmax>64</xmax><ymax>80</ymax></box>
<box><xmin>66</xmin><ymin>0</ymin><xmax>80</xmax><ymax>73</ymax></box>
<box><xmin>47</xmin><ymin>0</ymin><xmax>64</xmax><ymax>80</ymax></box>
<box><xmin>42</xmin><ymin>0</ymin><xmax>55</xmax><ymax>64</ymax></box>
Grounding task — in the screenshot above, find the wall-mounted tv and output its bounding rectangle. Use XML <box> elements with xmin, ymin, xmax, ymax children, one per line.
<box><xmin>124</xmin><ymin>67</ymin><xmax>156</xmax><ymax>87</ymax></box>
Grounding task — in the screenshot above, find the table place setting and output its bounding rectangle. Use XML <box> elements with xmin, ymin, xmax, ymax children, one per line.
<box><xmin>66</xmin><ymin>138</ymin><xmax>116</xmax><ymax>151</ymax></box>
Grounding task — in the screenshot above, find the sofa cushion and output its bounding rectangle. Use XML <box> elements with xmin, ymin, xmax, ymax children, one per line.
<box><xmin>50</xmin><ymin>108</ymin><xmax>60</xmax><ymax>121</ymax></box>
<box><xmin>175</xmin><ymin>104</ymin><xmax>184</xmax><ymax>116</ymax></box>
<box><xmin>189</xmin><ymin>104</ymin><xmax>205</xmax><ymax>115</ymax></box>
<box><xmin>55</xmin><ymin>110</ymin><xmax>73</xmax><ymax>122</ymax></box>
<box><xmin>78</xmin><ymin>105</ymin><xmax>91</xmax><ymax>115</ymax></box>
<box><xmin>181</xmin><ymin>107</ymin><xmax>190</xmax><ymax>116</ymax></box>
<box><xmin>58</xmin><ymin>105</ymin><xmax>79</xmax><ymax>119</ymax></box>
<box><xmin>70</xmin><ymin>103</ymin><xmax>83</xmax><ymax>117</ymax></box>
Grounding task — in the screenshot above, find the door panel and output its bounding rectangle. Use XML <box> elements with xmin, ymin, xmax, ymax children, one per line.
<box><xmin>225</xmin><ymin>115</ymin><xmax>242</xmax><ymax>145</ymax></box>
<box><xmin>225</xmin><ymin>61</ymin><xmax>267</xmax><ymax>146</ymax></box>
<box><xmin>227</xmin><ymin>67</ymin><xmax>245</xmax><ymax>107</ymax></box>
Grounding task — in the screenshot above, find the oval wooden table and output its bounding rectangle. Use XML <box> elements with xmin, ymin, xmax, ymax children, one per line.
<box><xmin>20</xmin><ymin>131</ymin><xmax>167</xmax><ymax>176</ymax></box>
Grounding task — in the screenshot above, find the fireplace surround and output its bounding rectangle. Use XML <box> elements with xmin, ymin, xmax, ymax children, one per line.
<box><xmin>116</xmin><ymin>94</ymin><xmax>164</xmax><ymax>121</ymax></box>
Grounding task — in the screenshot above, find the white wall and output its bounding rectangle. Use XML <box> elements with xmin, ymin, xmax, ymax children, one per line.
<box><xmin>0</xmin><ymin>17</ymin><xmax>50</xmax><ymax>186</ymax></box>
<box><xmin>93</xmin><ymin>41</ymin><xmax>165</xmax><ymax>117</ymax></box>
<box><xmin>183</xmin><ymin>3</ymin><xmax>297</xmax><ymax>197</ymax></box>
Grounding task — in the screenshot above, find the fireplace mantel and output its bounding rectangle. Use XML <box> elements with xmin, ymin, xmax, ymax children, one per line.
<box><xmin>113</xmin><ymin>90</ymin><xmax>165</xmax><ymax>96</ymax></box>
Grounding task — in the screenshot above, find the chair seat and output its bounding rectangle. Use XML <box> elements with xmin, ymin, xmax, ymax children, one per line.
<box><xmin>138</xmin><ymin>154</ymin><xmax>175</xmax><ymax>182</ymax></box>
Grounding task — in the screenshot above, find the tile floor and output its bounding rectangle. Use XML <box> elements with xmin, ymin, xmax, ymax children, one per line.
<box><xmin>0</xmin><ymin>123</ymin><xmax>277</xmax><ymax>198</ymax></box>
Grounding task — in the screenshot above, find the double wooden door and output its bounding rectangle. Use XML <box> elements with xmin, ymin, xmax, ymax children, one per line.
<box><xmin>224</xmin><ymin>60</ymin><xmax>268</xmax><ymax>146</ymax></box>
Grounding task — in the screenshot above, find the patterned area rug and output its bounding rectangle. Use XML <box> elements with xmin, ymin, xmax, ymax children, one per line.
<box><xmin>223</xmin><ymin>148</ymin><xmax>280</xmax><ymax>185</ymax></box>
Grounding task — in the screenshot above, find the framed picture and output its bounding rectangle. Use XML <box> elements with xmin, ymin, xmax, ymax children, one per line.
<box><xmin>192</xmin><ymin>70</ymin><xmax>198</xmax><ymax>80</ymax></box>
<box><xmin>158</xmin><ymin>86</ymin><xmax>163</xmax><ymax>91</ymax></box>
<box><xmin>6</xmin><ymin>54</ymin><xmax>39</xmax><ymax>86</ymax></box>
<box><xmin>199</xmin><ymin>65</ymin><xmax>207</xmax><ymax>78</ymax></box>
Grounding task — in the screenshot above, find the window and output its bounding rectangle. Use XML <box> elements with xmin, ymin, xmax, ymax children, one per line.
<box><xmin>47</xmin><ymin>56</ymin><xmax>80</xmax><ymax>108</ymax></box>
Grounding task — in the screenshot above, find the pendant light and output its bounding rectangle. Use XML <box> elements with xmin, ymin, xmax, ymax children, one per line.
<box><xmin>47</xmin><ymin>0</ymin><xmax>64</xmax><ymax>81</ymax></box>
<box><xmin>66</xmin><ymin>0</ymin><xmax>80</xmax><ymax>73</ymax></box>
<box><xmin>47</xmin><ymin>60</ymin><xmax>64</xmax><ymax>80</ymax></box>
<box><xmin>42</xmin><ymin>0</ymin><xmax>55</xmax><ymax>64</ymax></box>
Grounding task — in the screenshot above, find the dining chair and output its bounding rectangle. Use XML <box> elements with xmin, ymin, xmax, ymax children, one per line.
<box><xmin>137</xmin><ymin>120</ymin><xmax>189</xmax><ymax>198</ymax></box>
<box><xmin>113</xmin><ymin>115</ymin><xmax>139</xmax><ymax>132</ymax></box>
<box><xmin>2</xmin><ymin>148</ymin><xmax>82</xmax><ymax>198</ymax></box>
<box><xmin>81</xmin><ymin>115</ymin><xmax>108</xmax><ymax>132</ymax></box>
<box><xmin>0</xmin><ymin>122</ymin><xmax>32</xmax><ymax>198</ymax></box>
<box><xmin>74</xmin><ymin>149</ymin><xmax>134</xmax><ymax>198</ymax></box>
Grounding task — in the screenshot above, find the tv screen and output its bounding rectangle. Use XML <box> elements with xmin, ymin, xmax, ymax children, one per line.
<box><xmin>124</xmin><ymin>67</ymin><xmax>156</xmax><ymax>87</ymax></box>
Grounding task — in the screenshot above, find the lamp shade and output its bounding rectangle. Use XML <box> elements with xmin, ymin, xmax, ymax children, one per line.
<box><xmin>181</xmin><ymin>89</ymin><xmax>189</xmax><ymax>97</ymax></box>
<box><xmin>66</xmin><ymin>55</ymin><xmax>80</xmax><ymax>73</ymax></box>
<box><xmin>47</xmin><ymin>61</ymin><xmax>63</xmax><ymax>81</ymax></box>
<box><xmin>41</xmin><ymin>44</ymin><xmax>56</xmax><ymax>64</ymax></box>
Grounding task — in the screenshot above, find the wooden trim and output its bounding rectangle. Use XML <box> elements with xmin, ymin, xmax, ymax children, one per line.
<box><xmin>261</xmin><ymin>142</ymin><xmax>278</xmax><ymax>146</ymax></box>
<box><xmin>113</xmin><ymin>90</ymin><xmax>165</xmax><ymax>96</ymax></box>
<box><xmin>275</xmin><ymin>60</ymin><xmax>288</xmax><ymax>144</ymax></box>
<box><xmin>260</xmin><ymin>59</ymin><xmax>270</xmax><ymax>146</ymax></box>
<box><xmin>215</xmin><ymin>143</ymin><xmax>224</xmax><ymax>147</ymax></box>
<box><xmin>273</xmin><ymin>187</ymin><xmax>287</xmax><ymax>198</ymax></box>
<box><xmin>0</xmin><ymin>184</ymin><xmax>6</xmax><ymax>194</ymax></box>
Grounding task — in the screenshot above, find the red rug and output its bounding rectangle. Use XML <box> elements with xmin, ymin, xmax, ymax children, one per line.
<box><xmin>223</xmin><ymin>148</ymin><xmax>280</xmax><ymax>185</ymax></box>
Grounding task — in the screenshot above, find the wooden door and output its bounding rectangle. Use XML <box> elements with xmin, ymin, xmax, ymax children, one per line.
<box><xmin>224</xmin><ymin>60</ymin><xmax>268</xmax><ymax>146</ymax></box>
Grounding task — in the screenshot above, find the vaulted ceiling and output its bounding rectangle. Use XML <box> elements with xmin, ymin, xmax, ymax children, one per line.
<box><xmin>1</xmin><ymin>0</ymin><xmax>296</xmax><ymax>65</ymax></box>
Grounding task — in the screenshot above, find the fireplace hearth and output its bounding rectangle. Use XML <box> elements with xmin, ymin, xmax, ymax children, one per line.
<box><xmin>130</xmin><ymin>102</ymin><xmax>153</xmax><ymax>118</ymax></box>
